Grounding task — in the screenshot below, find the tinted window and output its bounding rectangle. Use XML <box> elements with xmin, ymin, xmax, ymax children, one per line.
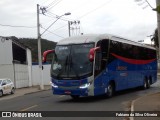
<box><xmin>109</xmin><ymin>40</ymin><xmax>156</xmax><ymax>61</ymax></box>
<box><xmin>51</xmin><ymin>43</ymin><xmax>94</xmax><ymax>79</ymax></box>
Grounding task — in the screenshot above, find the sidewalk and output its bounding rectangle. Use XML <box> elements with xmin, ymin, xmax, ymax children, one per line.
<box><xmin>130</xmin><ymin>92</ymin><xmax>160</xmax><ymax>120</ymax></box>
<box><xmin>0</xmin><ymin>85</ymin><xmax>51</xmax><ymax>101</ymax></box>
<box><xmin>130</xmin><ymin>77</ymin><xmax>160</xmax><ymax>120</ymax></box>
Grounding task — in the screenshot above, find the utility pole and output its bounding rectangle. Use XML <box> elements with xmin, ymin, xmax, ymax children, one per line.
<box><xmin>68</xmin><ymin>20</ymin><xmax>80</xmax><ymax>36</ymax></box>
<box><xmin>156</xmin><ymin>0</ymin><xmax>160</xmax><ymax>59</ymax></box>
<box><xmin>37</xmin><ymin>4</ymin><xmax>44</xmax><ymax>90</ymax></box>
<box><xmin>37</xmin><ymin>4</ymin><xmax>71</xmax><ymax>90</ymax></box>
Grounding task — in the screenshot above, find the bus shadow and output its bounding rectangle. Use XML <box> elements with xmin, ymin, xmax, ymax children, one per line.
<box><xmin>58</xmin><ymin>87</ymin><xmax>153</xmax><ymax>103</ymax></box>
<box><xmin>58</xmin><ymin>95</ymin><xmax>108</xmax><ymax>103</ymax></box>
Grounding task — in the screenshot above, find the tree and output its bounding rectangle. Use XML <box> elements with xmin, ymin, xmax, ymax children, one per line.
<box><xmin>151</xmin><ymin>28</ymin><xmax>159</xmax><ymax>48</ymax></box>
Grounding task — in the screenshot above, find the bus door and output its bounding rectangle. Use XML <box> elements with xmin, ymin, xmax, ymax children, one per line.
<box><xmin>94</xmin><ymin>49</ymin><xmax>103</xmax><ymax>95</ymax></box>
<box><xmin>94</xmin><ymin>39</ymin><xmax>109</xmax><ymax>95</ymax></box>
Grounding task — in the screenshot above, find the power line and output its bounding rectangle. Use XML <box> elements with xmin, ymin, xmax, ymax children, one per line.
<box><xmin>38</xmin><ymin>4</ymin><xmax>72</xmax><ymax>35</ymax></box>
<box><xmin>41</xmin><ymin>26</ymin><xmax>65</xmax><ymax>38</ymax></box>
<box><xmin>51</xmin><ymin>0</ymin><xmax>113</xmax><ymax>32</ymax></box>
<box><xmin>40</xmin><ymin>14</ymin><xmax>67</xmax><ymax>36</ymax></box>
<box><xmin>39</xmin><ymin>0</ymin><xmax>63</xmax><ymax>15</ymax></box>
<box><xmin>135</xmin><ymin>0</ymin><xmax>155</xmax><ymax>9</ymax></box>
<box><xmin>69</xmin><ymin>1</ymin><xmax>91</xmax><ymax>13</ymax></box>
<box><xmin>47</xmin><ymin>0</ymin><xmax>63</xmax><ymax>11</ymax></box>
<box><xmin>47</xmin><ymin>0</ymin><xmax>59</xmax><ymax>8</ymax></box>
<box><xmin>40</xmin><ymin>0</ymin><xmax>50</xmax><ymax>6</ymax></box>
<box><xmin>53</xmin><ymin>24</ymin><xmax>68</xmax><ymax>31</ymax></box>
<box><xmin>0</xmin><ymin>23</ymin><xmax>36</xmax><ymax>28</ymax></box>
<box><xmin>145</xmin><ymin>0</ymin><xmax>154</xmax><ymax>9</ymax></box>
<box><xmin>78</xmin><ymin>0</ymin><xmax>112</xmax><ymax>19</ymax></box>
<box><xmin>45</xmin><ymin>11</ymin><xmax>76</xmax><ymax>21</ymax></box>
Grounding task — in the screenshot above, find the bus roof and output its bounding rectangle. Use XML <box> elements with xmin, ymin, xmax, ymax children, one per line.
<box><xmin>57</xmin><ymin>34</ymin><xmax>156</xmax><ymax>50</ymax></box>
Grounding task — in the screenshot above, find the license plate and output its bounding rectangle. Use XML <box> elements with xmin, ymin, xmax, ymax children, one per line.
<box><xmin>65</xmin><ymin>91</ymin><xmax>71</xmax><ymax>94</ymax></box>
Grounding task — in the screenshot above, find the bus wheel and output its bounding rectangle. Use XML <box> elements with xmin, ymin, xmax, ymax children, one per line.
<box><xmin>147</xmin><ymin>79</ymin><xmax>151</xmax><ymax>89</ymax></box>
<box><xmin>70</xmin><ymin>95</ymin><xmax>80</xmax><ymax>99</ymax></box>
<box><xmin>143</xmin><ymin>79</ymin><xmax>147</xmax><ymax>90</ymax></box>
<box><xmin>106</xmin><ymin>83</ymin><xmax>114</xmax><ymax>98</ymax></box>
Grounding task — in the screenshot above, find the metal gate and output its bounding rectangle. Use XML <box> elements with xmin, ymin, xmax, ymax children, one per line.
<box><xmin>13</xmin><ymin>64</ymin><xmax>29</xmax><ymax>88</ymax></box>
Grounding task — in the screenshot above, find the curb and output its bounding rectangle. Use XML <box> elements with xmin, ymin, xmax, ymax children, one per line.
<box><xmin>24</xmin><ymin>88</ymin><xmax>51</xmax><ymax>95</ymax></box>
<box><xmin>129</xmin><ymin>92</ymin><xmax>160</xmax><ymax>120</ymax></box>
<box><xmin>0</xmin><ymin>86</ymin><xmax>51</xmax><ymax>101</ymax></box>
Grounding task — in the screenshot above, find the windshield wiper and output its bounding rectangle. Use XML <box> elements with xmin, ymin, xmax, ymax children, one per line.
<box><xmin>56</xmin><ymin>56</ymin><xmax>68</xmax><ymax>79</ymax></box>
<box><xmin>65</xmin><ymin>56</ymin><xmax>68</xmax><ymax>71</ymax></box>
<box><xmin>69</xmin><ymin>56</ymin><xmax>80</xmax><ymax>79</ymax></box>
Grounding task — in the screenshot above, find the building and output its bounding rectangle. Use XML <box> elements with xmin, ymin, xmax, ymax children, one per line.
<box><xmin>0</xmin><ymin>36</ymin><xmax>32</xmax><ymax>88</ymax></box>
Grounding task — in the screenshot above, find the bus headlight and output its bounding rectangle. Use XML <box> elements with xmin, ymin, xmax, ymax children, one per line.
<box><xmin>51</xmin><ymin>82</ymin><xmax>58</xmax><ymax>88</ymax></box>
<box><xmin>79</xmin><ymin>83</ymin><xmax>90</xmax><ymax>89</ymax></box>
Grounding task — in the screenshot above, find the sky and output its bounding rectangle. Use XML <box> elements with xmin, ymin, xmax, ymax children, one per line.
<box><xmin>0</xmin><ymin>0</ymin><xmax>157</xmax><ymax>43</ymax></box>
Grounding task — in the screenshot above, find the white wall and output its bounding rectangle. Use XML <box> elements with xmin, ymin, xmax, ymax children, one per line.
<box><xmin>0</xmin><ymin>64</ymin><xmax>14</xmax><ymax>84</ymax></box>
<box><xmin>27</xmin><ymin>48</ymin><xmax>32</xmax><ymax>87</ymax></box>
<box><xmin>0</xmin><ymin>38</ymin><xmax>12</xmax><ymax>64</ymax></box>
<box><xmin>32</xmin><ymin>64</ymin><xmax>51</xmax><ymax>86</ymax></box>
<box><xmin>0</xmin><ymin>37</ymin><xmax>33</xmax><ymax>89</ymax></box>
<box><xmin>14</xmin><ymin>64</ymin><xmax>29</xmax><ymax>88</ymax></box>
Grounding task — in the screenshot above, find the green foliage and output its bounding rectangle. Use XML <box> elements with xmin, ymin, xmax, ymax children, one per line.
<box><xmin>17</xmin><ymin>38</ymin><xmax>57</xmax><ymax>62</ymax></box>
<box><xmin>156</xmin><ymin>5</ymin><xmax>160</xmax><ymax>14</ymax></box>
<box><xmin>151</xmin><ymin>28</ymin><xmax>159</xmax><ymax>48</ymax></box>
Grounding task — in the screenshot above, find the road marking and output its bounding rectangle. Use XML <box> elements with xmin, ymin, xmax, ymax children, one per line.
<box><xmin>20</xmin><ymin>105</ymin><xmax>38</xmax><ymax>111</ymax></box>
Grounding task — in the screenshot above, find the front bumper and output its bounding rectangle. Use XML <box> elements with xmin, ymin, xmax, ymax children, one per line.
<box><xmin>52</xmin><ymin>87</ymin><xmax>88</xmax><ymax>96</ymax></box>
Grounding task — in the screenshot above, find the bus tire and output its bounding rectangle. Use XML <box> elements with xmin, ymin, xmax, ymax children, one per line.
<box><xmin>147</xmin><ymin>79</ymin><xmax>151</xmax><ymax>89</ymax></box>
<box><xmin>70</xmin><ymin>95</ymin><xmax>80</xmax><ymax>99</ymax></box>
<box><xmin>142</xmin><ymin>78</ymin><xmax>147</xmax><ymax>90</ymax></box>
<box><xmin>106</xmin><ymin>83</ymin><xmax>114</xmax><ymax>98</ymax></box>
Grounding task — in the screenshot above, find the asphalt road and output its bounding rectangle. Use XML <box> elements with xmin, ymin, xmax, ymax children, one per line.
<box><xmin>0</xmin><ymin>79</ymin><xmax>160</xmax><ymax>120</ymax></box>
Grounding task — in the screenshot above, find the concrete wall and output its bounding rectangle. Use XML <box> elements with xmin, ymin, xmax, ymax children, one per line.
<box><xmin>27</xmin><ymin>48</ymin><xmax>32</xmax><ymax>87</ymax></box>
<box><xmin>32</xmin><ymin>64</ymin><xmax>51</xmax><ymax>86</ymax></box>
<box><xmin>0</xmin><ymin>37</ymin><xmax>14</xmax><ymax>84</ymax></box>
<box><xmin>14</xmin><ymin>64</ymin><xmax>29</xmax><ymax>88</ymax></box>
<box><xmin>0</xmin><ymin>38</ymin><xmax>12</xmax><ymax>64</ymax></box>
<box><xmin>13</xmin><ymin>48</ymin><xmax>32</xmax><ymax>88</ymax></box>
<box><xmin>0</xmin><ymin>64</ymin><xmax>14</xmax><ymax>83</ymax></box>
<box><xmin>0</xmin><ymin>37</ymin><xmax>32</xmax><ymax>88</ymax></box>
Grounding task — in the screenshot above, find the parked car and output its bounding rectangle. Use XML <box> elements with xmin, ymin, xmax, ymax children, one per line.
<box><xmin>0</xmin><ymin>78</ymin><xmax>15</xmax><ymax>97</ymax></box>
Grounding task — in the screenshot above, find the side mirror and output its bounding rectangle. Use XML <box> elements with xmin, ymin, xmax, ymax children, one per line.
<box><xmin>88</xmin><ymin>47</ymin><xmax>100</xmax><ymax>62</ymax></box>
<box><xmin>43</xmin><ymin>50</ymin><xmax>55</xmax><ymax>63</ymax></box>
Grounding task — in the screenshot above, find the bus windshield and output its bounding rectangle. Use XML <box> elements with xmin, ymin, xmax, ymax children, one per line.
<box><xmin>51</xmin><ymin>43</ymin><xmax>94</xmax><ymax>79</ymax></box>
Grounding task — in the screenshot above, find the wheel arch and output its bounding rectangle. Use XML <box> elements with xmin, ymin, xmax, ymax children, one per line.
<box><xmin>108</xmin><ymin>80</ymin><xmax>116</xmax><ymax>91</ymax></box>
<box><xmin>149</xmin><ymin>75</ymin><xmax>152</xmax><ymax>84</ymax></box>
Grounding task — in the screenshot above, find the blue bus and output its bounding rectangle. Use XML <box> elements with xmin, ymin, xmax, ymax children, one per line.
<box><xmin>43</xmin><ymin>34</ymin><xmax>157</xmax><ymax>99</ymax></box>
